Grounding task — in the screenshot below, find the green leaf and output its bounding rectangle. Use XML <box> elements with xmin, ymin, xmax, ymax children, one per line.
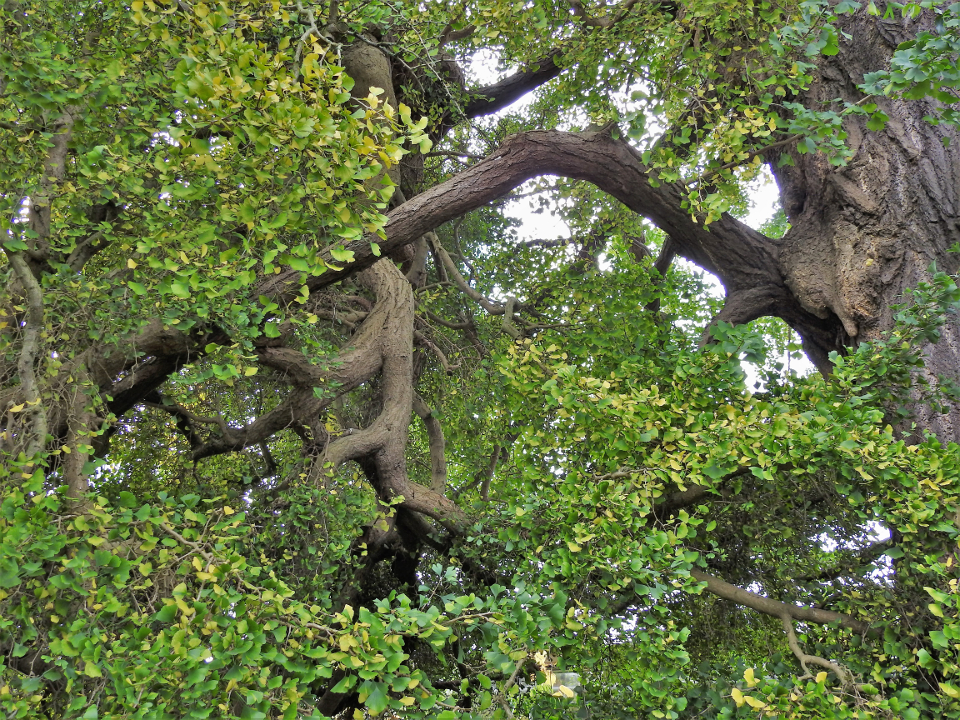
<box><xmin>330</xmin><ymin>246</ymin><xmax>355</xmax><ymax>263</ymax></box>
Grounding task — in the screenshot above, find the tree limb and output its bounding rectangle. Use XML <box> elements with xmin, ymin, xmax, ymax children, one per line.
<box><xmin>463</xmin><ymin>50</ymin><xmax>564</xmax><ymax>117</ymax></box>
<box><xmin>689</xmin><ymin>568</ymin><xmax>875</xmax><ymax>635</ymax></box>
<box><xmin>413</xmin><ymin>394</ymin><xmax>448</xmax><ymax>493</ymax></box>
<box><xmin>6</xmin><ymin>252</ymin><xmax>48</xmax><ymax>460</ymax></box>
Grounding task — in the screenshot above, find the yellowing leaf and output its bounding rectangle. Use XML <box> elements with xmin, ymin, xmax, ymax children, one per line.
<box><xmin>744</xmin><ymin>667</ymin><xmax>758</xmax><ymax>686</ymax></box>
<box><xmin>127</xmin><ymin>258</ymin><xmax>138</xmax><ymax>269</ymax></box>
<box><xmin>815</xmin><ymin>671</ymin><xmax>828</xmax><ymax>683</ymax></box>
<box><xmin>567</xmin><ymin>541</ymin><xmax>582</xmax><ymax>552</ymax></box>
<box><xmin>223</xmin><ymin>505</ymin><xmax>235</xmax><ymax>515</ymax></box>
<box><xmin>744</xmin><ymin>695</ymin><xmax>766</xmax><ymax>709</ymax></box>
<box><xmin>731</xmin><ymin>687</ymin><xmax>744</xmax><ymax>707</ymax></box>
<box><xmin>940</xmin><ymin>682</ymin><xmax>960</xmax><ymax>699</ymax></box>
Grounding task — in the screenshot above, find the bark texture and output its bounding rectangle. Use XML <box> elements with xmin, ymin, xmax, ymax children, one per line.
<box><xmin>773</xmin><ymin>11</ymin><xmax>960</xmax><ymax>441</ymax></box>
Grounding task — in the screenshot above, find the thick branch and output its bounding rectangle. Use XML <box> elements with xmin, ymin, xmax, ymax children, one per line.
<box><xmin>689</xmin><ymin>568</ymin><xmax>874</xmax><ymax>635</ymax></box>
<box><xmin>28</xmin><ymin>110</ymin><xmax>74</xmax><ymax>258</ymax></box>
<box><xmin>462</xmin><ymin>50</ymin><xmax>564</xmax><ymax>117</ymax></box>
<box><xmin>261</xmin><ymin>130</ymin><xmax>785</xmax><ymax>310</ymax></box>
<box><xmin>7</xmin><ymin>252</ymin><xmax>48</xmax><ymax>459</ymax></box>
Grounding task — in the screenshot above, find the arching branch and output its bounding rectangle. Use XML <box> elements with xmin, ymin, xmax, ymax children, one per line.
<box><xmin>689</xmin><ymin>568</ymin><xmax>874</xmax><ymax>636</ymax></box>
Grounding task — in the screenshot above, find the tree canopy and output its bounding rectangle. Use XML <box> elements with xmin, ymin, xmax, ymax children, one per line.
<box><xmin>2</xmin><ymin>0</ymin><xmax>960</xmax><ymax>718</ymax></box>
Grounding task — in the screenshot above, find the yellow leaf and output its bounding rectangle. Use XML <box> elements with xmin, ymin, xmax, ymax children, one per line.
<box><xmin>567</xmin><ymin>541</ymin><xmax>581</xmax><ymax>552</ymax></box>
<box><xmin>731</xmin><ymin>687</ymin><xmax>744</xmax><ymax>707</ymax></box>
<box><xmin>131</xmin><ymin>0</ymin><xmax>144</xmax><ymax>9</ymax></box>
<box><xmin>744</xmin><ymin>695</ymin><xmax>766</xmax><ymax>709</ymax></box>
<box><xmin>244</xmin><ymin>367</ymin><xmax>258</xmax><ymax>377</ymax></box>
<box><xmin>223</xmin><ymin>505</ymin><xmax>235</xmax><ymax>515</ymax></box>
<box><xmin>744</xmin><ymin>667</ymin><xmax>757</xmax><ymax>686</ymax></box>
<box><xmin>9</xmin><ymin>404</ymin><xmax>24</xmax><ymax>413</ymax></box>
<box><xmin>127</xmin><ymin>258</ymin><xmax>138</xmax><ymax>269</ymax></box>
<box><xmin>399</xmin><ymin>697</ymin><xmax>415</xmax><ymax>706</ymax></box>
<box><xmin>815</xmin><ymin>671</ymin><xmax>828</xmax><ymax>683</ymax></box>
<box><xmin>940</xmin><ymin>682</ymin><xmax>960</xmax><ymax>699</ymax></box>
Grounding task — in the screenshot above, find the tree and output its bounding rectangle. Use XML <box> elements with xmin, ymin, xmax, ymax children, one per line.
<box><xmin>2</xmin><ymin>0</ymin><xmax>960</xmax><ymax>718</ymax></box>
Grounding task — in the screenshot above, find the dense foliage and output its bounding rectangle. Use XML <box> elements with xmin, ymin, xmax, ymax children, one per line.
<box><xmin>2</xmin><ymin>1</ymin><xmax>960</xmax><ymax>719</ymax></box>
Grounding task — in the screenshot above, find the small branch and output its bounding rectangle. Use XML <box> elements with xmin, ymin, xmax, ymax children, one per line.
<box><xmin>796</xmin><ymin>539</ymin><xmax>894</xmax><ymax>584</ymax></box>
<box><xmin>420</xmin><ymin>308</ymin><xmax>473</xmax><ymax>330</ymax></box>
<box><xmin>781</xmin><ymin>614</ymin><xmax>854</xmax><ymax>686</ymax></box>
<box><xmin>158</xmin><ymin>521</ymin><xmax>214</xmax><ymax>564</ymax></box>
<box><xmin>423</xmin><ymin>150</ymin><xmax>487</xmax><ymax>160</ymax></box>
<box><xmin>414</xmin><ymin>330</ymin><xmax>459</xmax><ymax>374</ymax></box>
<box><xmin>454</xmin><ymin>443</ymin><xmax>502</xmax><ymax>500</ymax></box>
<box><xmin>427</xmin><ymin>233</ymin><xmax>505</xmax><ymax>316</ymax></box>
<box><xmin>413</xmin><ymin>394</ymin><xmax>448</xmax><ymax>493</ymax></box>
<box><xmin>294</xmin><ymin>0</ymin><xmax>322</xmax><ymax>63</ymax></box>
<box><xmin>497</xmin><ymin>653</ymin><xmax>527</xmax><ymax>720</ymax></box>
<box><xmin>66</xmin><ymin>231</ymin><xmax>108</xmax><ymax>272</ymax></box>
<box><xmin>501</xmin><ymin>296</ymin><xmax>522</xmax><ymax>340</ymax></box>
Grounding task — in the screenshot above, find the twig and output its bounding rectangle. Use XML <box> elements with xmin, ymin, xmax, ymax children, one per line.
<box><xmin>423</xmin><ymin>150</ymin><xmax>487</xmax><ymax>160</ymax></box>
<box><xmin>497</xmin><ymin>653</ymin><xmax>527</xmax><ymax>719</ymax></box>
<box><xmin>158</xmin><ymin>521</ymin><xmax>214</xmax><ymax>564</ymax></box>
<box><xmin>414</xmin><ymin>330</ymin><xmax>459</xmax><ymax>374</ymax></box>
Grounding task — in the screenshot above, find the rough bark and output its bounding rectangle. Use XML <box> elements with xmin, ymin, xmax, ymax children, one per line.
<box><xmin>773</xmin><ymin>11</ymin><xmax>960</xmax><ymax>441</ymax></box>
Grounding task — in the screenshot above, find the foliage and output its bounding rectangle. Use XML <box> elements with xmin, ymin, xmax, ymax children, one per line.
<box><xmin>2</xmin><ymin>0</ymin><xmax>960</xmax><ymax>719</ymax></box>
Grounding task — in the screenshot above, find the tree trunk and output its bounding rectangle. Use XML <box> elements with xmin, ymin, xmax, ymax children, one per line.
<box><xmin>772</xmin><ymin>11</ymin><xmax>960</xmax><ymax>442</ymax></box>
